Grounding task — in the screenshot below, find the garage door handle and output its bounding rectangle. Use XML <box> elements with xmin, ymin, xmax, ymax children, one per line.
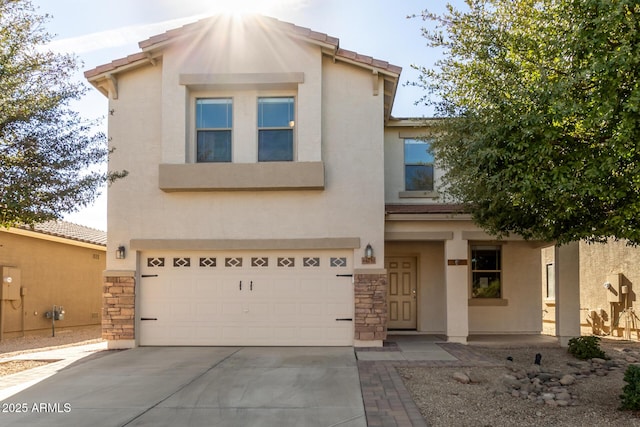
<box><xmin>250</xmin><ymin>281</ymin><xmax>253</xmax><ymax>291</ymax></box>
<box><xmin>141</xmin><ymin>317</ymin><xmax>157</xmax><ymax>321</ymax></box>
<box><xmin>239</xmin><ymin>280</ymin><xmax>242</xmax><ymax>291</ymax></box>
<box><xmin>335</xmin><ymin>318</ymin><xmax>353</xmax><ymax>321</ymax></box>
<box><xmin>336</xmin><ymin>274</ymin><xmax>353</xmax><ymax>277</ymax></box>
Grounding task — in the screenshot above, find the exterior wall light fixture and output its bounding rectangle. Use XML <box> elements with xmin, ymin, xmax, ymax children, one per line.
<box><xmin>116</xmin><ymin>245</ymin><xmax>126</xmax><ymax>259</ymax></box>
<box><xmin>362</xmin><ymin>243</ymin><xmax>376</xmax><ymax>264</ymax></box>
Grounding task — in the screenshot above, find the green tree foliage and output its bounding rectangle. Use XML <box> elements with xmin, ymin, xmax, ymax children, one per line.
<box><xmin>414</xmin><ymin>0</ymin><xmax>640</xmax><ymax>244</ymax></box>
<box><xmin>0</xmin><ymin>0</ymin><xmax>125</xmax><ymax>227</ymax></box>
<box><xmin>620</xmin><ymin>364</ymin><xmax>640</xmax><ymax>411</ymax></box>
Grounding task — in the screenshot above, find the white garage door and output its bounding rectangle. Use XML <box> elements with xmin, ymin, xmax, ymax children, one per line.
<box><xmin>139</xmin><ymin>250</ymin><xmax>354</xmax><ymax>346</ymax></box>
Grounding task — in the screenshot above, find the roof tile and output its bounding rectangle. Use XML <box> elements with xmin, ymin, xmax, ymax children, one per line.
<box><xmin>85</xmin><ymin>15</ymin><xmax>399</xmax><ymax>79</ymax></box>
<box><xmin>17</xmin><ymin>221</ymin><xmax>107</xmax><ymax>246</ymax></box>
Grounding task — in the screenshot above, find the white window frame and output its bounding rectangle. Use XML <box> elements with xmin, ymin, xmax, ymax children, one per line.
<box><xmin>257</xmin><ymin>96</ymin><xmax>296</xmax><ymax>162</ymax></box>
<box><xmin>470</xmin><ymin>245</ymin><xmax>502</xmax><ymax>299</ymax></box>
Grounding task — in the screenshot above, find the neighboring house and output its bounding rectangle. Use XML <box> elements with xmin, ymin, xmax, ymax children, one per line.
<box><xmin>86</xmin><ymin>15</ymin><xmax>582</xmax><ymax>349</ymax></box>
<box><xmin>0</xmin><ymin>221</ymin><xmax>106</xmax><ymax>340</ymax></box>
<box><xmin>542</xmin><ymin>241</ymin><xmax>640</xmax><ymax>340</ymax></box>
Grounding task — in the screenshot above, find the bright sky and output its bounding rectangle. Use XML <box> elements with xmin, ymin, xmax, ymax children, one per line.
<box><xmin>29</xmin><ymin>0</ymin><xmax>462</xmax><ymax>230</ymax></box>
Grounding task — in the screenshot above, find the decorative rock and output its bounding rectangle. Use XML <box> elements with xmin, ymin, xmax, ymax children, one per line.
<box><xmin>503</xmin><ymin>378</ymin><xmax>522</xmax><ymax>389</ymax></box>
<box><xmin>538</xmin><ymin>373</ymin><xmax>553</xmax><ymax>382</ymax></box>
<box><xmin>556</xmin><ymin>400</ymin><xmax>570</xmax><ymax>407</ymax></box>
<box><xmin>567</xmin><ymin>361</ymin><xmax>589</xmax><ymax>368</ymax></box>
<box><xmin>556</xmin><ymin>392</ymin><xmax>571</xmax><ymax>401</ymax></box>
<box><xmin>467</xmin><ymin>370</ymin><xmax>482</xmax><ymax>384</ymax></box>
<box><xmin>559</xmin><ymin>375</ymin><xmax>576</xmax><ymax>385</ymax></box>
<box><xmin>512</xmin><ymin>390</ymin><xmax>520</xmax><ymax>398</ymax></box>
<box><xmin>542</xmin><ymin>393</ymin><xmax>555</xmax><ymax>400</ymax></box>
<box><xmin>592</xmin><ymin>358</ymin><xmax>607</xmax><ymax>364</ymax></box>
<box><xmin>528</xmin><ymin>365</ymin><xmax>541</xmax><ymax>375</ymax></box>
<box><xmin>545</xmin><ymin>399</ymin><xmax>558</xmax><ymax>407</ymax></box>
<box><xmin>453</xmin><ymin>372</ymin><xmax>470</xmax><ymax>384</ymax></box>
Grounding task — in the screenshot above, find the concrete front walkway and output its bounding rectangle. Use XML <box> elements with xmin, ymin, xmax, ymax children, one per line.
<box><xmin>0</xmin><ymin>346</ymin><xmax>365</xmax><ymax>427</ymax></box>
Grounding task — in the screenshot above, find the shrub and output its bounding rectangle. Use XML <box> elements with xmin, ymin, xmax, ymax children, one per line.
<box><xmin>567</xmin><ymin>336</ymin><xmax>606</xmax><ymax>360</ymax></box>
<box><xmin>620</xmin><ymin>365</ymin><xmax>640</xmax><ymax>411</ymax></box>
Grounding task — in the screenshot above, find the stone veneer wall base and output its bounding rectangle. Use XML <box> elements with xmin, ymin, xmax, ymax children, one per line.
<box><xmin>354</xmin><ymin>271</ymin><xmax>388</xmax><ymax>343</ymax></box>
<box><xmin>103</xmin><ymin>275</ymin><xmax>136</xmax><ymax>344</ymax></box>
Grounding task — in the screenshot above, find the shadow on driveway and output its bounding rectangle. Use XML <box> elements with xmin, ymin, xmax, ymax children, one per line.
<box><xmin>1</xmin><ymin>347</ymin><xmax>365</xmax><ymax>427</ymax></box>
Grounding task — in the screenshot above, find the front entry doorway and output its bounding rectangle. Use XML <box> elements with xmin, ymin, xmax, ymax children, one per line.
<box><xmin>386</xmin><ymin>257</ymin><xmax>417</xmax><ymax>329</ymax></box>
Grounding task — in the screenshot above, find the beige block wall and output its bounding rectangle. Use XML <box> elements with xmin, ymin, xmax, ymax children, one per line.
<box><xmin>0</xmin><ymin>231</ymin><xmax>105</xmax><ymax>335</ymax></box>
<box><xmin>541</xmin><ymin>241</ymin><xmax>640</xmax><ymax>339</ymax></box>
<box><xmin>579</xmin><ymin>240</ymin><xmax>640</xmax><ymax>338</ymax></box>
<box><xmin>106</xmin><ymin>28</ymin><xmax>386</xmax><ymax>272</ymax></box>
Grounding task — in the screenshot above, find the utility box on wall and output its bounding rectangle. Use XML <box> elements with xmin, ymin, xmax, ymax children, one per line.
<box><xmin>605</xmin><ymin>273</ymin><xmax>622</xmax><ymax>303</ymax></box>
<box><xmin>1</xmin><ymin>266</ymin><xmax>21</xmax><ymax>301</ymax></box>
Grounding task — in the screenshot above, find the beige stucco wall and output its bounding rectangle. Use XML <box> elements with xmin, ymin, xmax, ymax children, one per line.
<box><xmin>384</xmin><ymin>124</ymin><xmax>445</xmax><ymax>204</ymax></box>
<box><xmin>106</xmin><ymin>21</ymin><xmax>386</xmax><ymax>271</ymax></box>
<box><xmin>386</xmin><ymin>219</ymin><xmax>543</xmax><ymax>335</ymax></box>
<box><xmin>541</xmin><ymin>245</ymin><xmax>556</xmax><ymax>335</ymax></box>
<box><xmin>0</xmin><ymin>230</ymin><xmax>105</xmax><ymax>336</ymax></box>
<box><xmin>468</xmin><ymin>241</ymin><xmax>543</xmax><ymax>334</ymax></box>
<box><xmin>385</xmin><ymin>241</ymin><xmax>446</xmax><ymax>333</ymax></box>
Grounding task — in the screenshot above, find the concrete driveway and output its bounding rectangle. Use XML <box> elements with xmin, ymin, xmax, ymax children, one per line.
<box><xmin>0</xmin><ymin>347</ymin><xmax>365</xmax><ymax>427</ymax></box>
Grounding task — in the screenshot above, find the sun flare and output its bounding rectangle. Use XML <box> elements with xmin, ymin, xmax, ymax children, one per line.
<box><xmin>198</xmin><ymin>0</ymin><xmax>308</xmax><ymax>17</ymax></box>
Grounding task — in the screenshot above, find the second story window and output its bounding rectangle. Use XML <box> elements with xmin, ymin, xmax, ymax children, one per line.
<box><xmin>196</xmin><ymin>98</ymin><xmax>232</xmax><ymax>162</ymax></box>
<box><xmin>258</xmin><ymin>97</ymin><xmax>294</xmax><ymax>162</ymax></box>
<box><xmin>404</xmin><ymin>139</ymin><xmax>434</xmax><ymax>191</ymax></box>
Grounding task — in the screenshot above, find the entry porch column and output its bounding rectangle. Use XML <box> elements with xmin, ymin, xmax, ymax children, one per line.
<box><xmin>445</xmin><ymin>235</ymin><xmax>469</xmax><ymax>343</ymax></box>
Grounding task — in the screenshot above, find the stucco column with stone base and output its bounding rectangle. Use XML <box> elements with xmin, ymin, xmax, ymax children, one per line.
<box><xmin>353</xmin><ymin>269</ymin><xmax>388</xmax><ymax>347</ymax></box>
<box><xmin>103</xmin><ymin>271</ymin><xmax>136</xmax><ymax>349</ymax></box>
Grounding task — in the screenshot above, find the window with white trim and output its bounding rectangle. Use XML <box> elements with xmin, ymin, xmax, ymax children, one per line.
<box><xmin>196</xmin><ymin>98</ymin><xmax>232</xmax><ymax>162</ymax></box>
<box><xmin>404</xmin><ymin>139</ymin><xmax>434</xmax><ymax>191</ymax></box>
<box><xmin>471</xmin><ymin>245</ymin><xmax>502</xmax><ymax>298</ymax></box>
<box><xmin>258</xmin><ymin>97</ymin><xmax>294</xmax><ymax>161</ymax></box>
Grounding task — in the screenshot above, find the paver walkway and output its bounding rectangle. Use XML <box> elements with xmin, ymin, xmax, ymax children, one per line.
<box><xmin>356</xmin><ymin>337</ymin><xmax>503</xmax><ymax>426</ymax></box>
<box><xmin>1</xmin><ymin>335</ymin><xmax>552</xmax><ymax>426</ymax></box>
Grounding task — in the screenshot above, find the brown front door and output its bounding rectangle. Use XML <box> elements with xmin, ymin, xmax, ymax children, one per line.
<box><xmin>386</xmin><ymin>257</ymin><xmax>417</xmax><ymax>329</ymax></box>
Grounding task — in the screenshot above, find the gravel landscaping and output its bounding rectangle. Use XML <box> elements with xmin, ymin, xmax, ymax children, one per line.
<box><xmin>0</xmin><ymin>325</ymin><xmax>102</xmax><ymax>376</ymax></box>
<box><xmin>400</xmin><ymin>338</ymin><xmax>640</xmax><ymax>426</ymax></box>
<box><xmin>3</xmin><ymin>327</ymin><xmax>640</xmax><ymax>426</ymax></box>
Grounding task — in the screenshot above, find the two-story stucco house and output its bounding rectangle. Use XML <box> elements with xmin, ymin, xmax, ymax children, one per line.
<box><xmin>86</xmin><ymin>15</ymin><xmax>582</xmax><ymax>349</ymax></box>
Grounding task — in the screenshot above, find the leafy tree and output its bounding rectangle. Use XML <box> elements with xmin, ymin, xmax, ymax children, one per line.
<box><xmin>414</xmin><ymin>0</ymin><xmax>640</xmax><ymax>244</ymax></box>
<box><xmin>0</xmin><ymin>0</ymin><xmax>125</xmax><ymax>227</ymax></box>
